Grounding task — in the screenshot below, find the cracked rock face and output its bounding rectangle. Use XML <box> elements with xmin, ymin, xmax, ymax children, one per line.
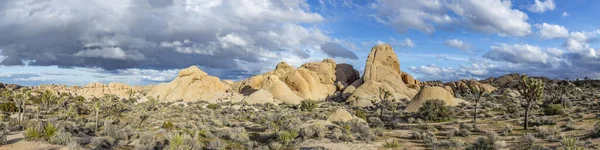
<box><xmin>346</xmin><ymin>44</ymin><xmax>418</xmax><ymax>106</ymax></box>
<box><xmin>146</xmin><ymin>66</ymin><xmax>231</xmax><ymax>102</ymax></box>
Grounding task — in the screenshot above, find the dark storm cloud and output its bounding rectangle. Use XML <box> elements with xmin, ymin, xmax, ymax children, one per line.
<box><xmin>320</xmin><ymin>42</ymin><xmax>358</xmax><ymax>60</ymax></box>
<box><xmin>0</xmin><ymin>0</ymin><xmax>328</xmax><ymax>77</ymax></box>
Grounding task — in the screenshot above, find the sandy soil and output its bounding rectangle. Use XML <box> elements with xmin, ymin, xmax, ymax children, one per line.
<box><xmin>0</xmin><ymin>131</ymin><xmax>67</xmax><ymax>150</ymax></box>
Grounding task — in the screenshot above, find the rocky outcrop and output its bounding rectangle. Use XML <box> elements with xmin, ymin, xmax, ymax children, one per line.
<box><xmin>0</xmin><ymin>82</ymin><xmax>21</xmax><ymax>90</ymax></box>
<box><xmin>346</xmin><ymin>44</ymin><xmax>418</xmax><ymax>106</ymax></box>
<box><xmin>77</xmin><ymin>82</ymin><xmax>139</xmax><ymax>99</ymax></box>
<box><xmin>234</xmin><ymin>59</ymin><xmax>360</xmax><ymax>104</ymax></box>
<box><xmin>406</xmin><ymin>86</ymin><xmax>466</xmax><ymax>112</ymax></box>
<box><xmin>481</xmin><ymin>73</ymin><xmax>521</xmax><ymax>88</ymax></box>
<box><xmin>444</xmin><ymin>79</ymin><xmax>496</xmax><ymax>96</ymax></box>
<box><xmin>146</xmin><ymin>66</ymin><xmax>231</xmax><ymax>102</ymax></box>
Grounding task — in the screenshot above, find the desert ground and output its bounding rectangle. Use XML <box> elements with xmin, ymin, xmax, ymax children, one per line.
<box><xmin>1</xmin><ymin>44</ymin><xmax>599</xmax><ymax>150</ymax></box>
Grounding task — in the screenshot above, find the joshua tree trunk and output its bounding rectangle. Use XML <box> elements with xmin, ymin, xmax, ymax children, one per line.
<box><xmin>19</xmin><ymin>99</ymin><xmax>25</xmax><ymax>124</ymax></box>
<box><xmin>524</xmin><ymin>104</ymin><xmax>531</xmax><ymax>130</ymax></box>
<box><xmin>95</xmin><ymin>107</ymin><xmax>99</xmax><ymax>132</ymax></box>
<box><xmin>473</xmin><ymin>100</ymin><xmax>478</xmax><ymax>123</ymax></box>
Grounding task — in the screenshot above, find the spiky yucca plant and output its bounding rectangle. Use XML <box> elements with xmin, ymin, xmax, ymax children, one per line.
<box><xmin>518</xmin><ymin>74</ymin><xmax>545</xmax><ymax>130</ymax></box>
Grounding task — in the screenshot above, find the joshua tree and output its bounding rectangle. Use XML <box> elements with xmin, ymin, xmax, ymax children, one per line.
<box><xmin>14</xmin><ymin>89</ymin><xmax>31</xmax><ymax>124</ymax></box>
<box><xmin>518</xmin><ymin>74</ymin><xmax>545</xmax><ymax>130</ymax></box>
<box><xmin>372</xmin><ymin>88</ymin><xmax>393</xmax><ymax>117</ymax></box>
<box><xmin>469</xmin><ymin>84</ymin><xmax>492</xmax><ymax>124</ymax></box>
<box><xmin>1</xmin><ymin>89</ymin><xmax>12</xmax><ymax>102</ymax></box>
<box><xmin>40</xmin><ymin>90</ymin><xmax>55</xmax><ymax>110</ymax></box>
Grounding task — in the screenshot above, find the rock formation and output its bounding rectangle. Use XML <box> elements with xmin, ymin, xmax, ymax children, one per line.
<box><xmin>406</xmin><ymin>86</ymin><xmax>466</xmax><ymax>112</ymax></box>
<box><xmin>444</xmin><ymin>79</ymin><xmax>496</xmax><ymax>96</ymax></box>
<box><xmin>346</xmin><ymin>44</ymin><xmax>418</xmax><ymax>106</ymax></box>
<box><xmin>77</xmin><ymin>82</ymin><xmax>139</xmax><ymax>99</ymax></box>
<box><xmin>146</xmin><ymin>66</ymin><xmax>231</xmax><ymax>102</ymax></box>
<box><xmin>233</xmin><ymin>59</ymin><xmax>360</xmax><ymax>104</ymax></box>
<box><xmin>241</xmin><ymin>89</ymin><xmax>277</xmax><ymax>104</ymax></box>
<box><xmin>327</xmin><ymin>108</ymin><xmax>354</xmax><ymax>123</ymax></box>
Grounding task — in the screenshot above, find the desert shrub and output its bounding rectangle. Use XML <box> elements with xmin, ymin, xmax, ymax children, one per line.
<box><xmin>500</xmin><ymin>124</ymin><xmax>513</xmax><ymax>136</ymax></box>
<box><xmin>311</xmin><ymin>124</ymin><xmax>327</xmax><ymax>139</ymax></box>
<box><xmin>207</xmin><ymin>103</ymin><xmax>220</xmax><ymax>110</ymax></box>
<box><xmin>136</xmin><ymin>133</ymin><xmax>156</xmax><ymax>150</ymax></box>
<box><xmin>206</xmin><ymin>139</ymin><xmax>225</xmax><ymax>150</ymax></box>
<box><xmin>410</xmin><ymin>130</ymin><xmax>423</xmax><ymax>140</ymax></box>
<box><xmin>417</xmin><ymin>99</ymin><xmax>456</xmax><ymax>122</ymax></box>
<box><xmin>438</xmin><ymin>138</ymin><xmax>465</xmax><ymax>149</ymax></box>
<box><xmin>534</xmin><ymin>126</ymin><xmax>560</xmax><ymax>139</ymax></box>
<box><xmin>299</xmin><ymin>126</ymin><xmax>315</xmax><ymax>139</ymax></box>
<box><xmin>367</xmin><ymin>117</ymin><xmax>384</xmax><ymax>128</ymax></box>
<box><xmin>382</xmin><ymin>140</ymin><xmax>402</xmax><ymax>148</ymax></box>
<box><xmin>588</xmin><ymin>122</ymin><xmax>600</xmax><ymax>138</ymax></box>
<box><xmin>466</xmin><ymin>131</ymin><xmax>506</xmax><ymax>150</ymax></box>
<box><xmin>226</xmin><ymin>127</ymin><xmax>250</xmax><ymax>143</ymax></box>
<box><xmin>355</xmin><ymin>109</ymin><xmax>367</xmax><ymax>120</ymax></box>
<box><xmin>449</xmin><ymin>128</ymin><xmax>470</xmax><ymax>137</ymax></box>
<box><xmin>543</xmin><ymin>104</ymin><xmax>565</xmax><ymax>116</ymax></box>
<box><xmin>49</xmin><ymin>131</ymin><xmax>73</xmax><ymax>145</ymax></box>
<box><xmin>0</xmin><ymin>135</ymin><xmax>6</xmax><ymax>146</ymax></box>
<box><xmin>0</xmin><ymin>102</ymin><xmax>18</xmax><ymax>112</ymax></box>
<box><xmin>162</xmin><ymin>121</ymin><xmax>175</xmax><ymax>130</ymax></box>
<box><xmin>269</xmin><ymin>142</ymin><xmax>283</xmax><ymax>150</ymax></box>
<box><xmin>300</xmin><ymin>100</ymin><xmax>318</xmax><ymax>112</ymax></box>
<box><xmin>91</xmin><ymin>136</ymin><xmax>114</xmax><ymax>148</ymax></box>
<box><xmin>516</xmin><ymin>133</ymin><xmax>542</xmax><ymax>150</ymax></box>
<box><xmin>104</xmin><ymin>123</ymin><xmax>125</xmax><ymax>140</ymax></box>
<box><xmin>278</xmin><ymin>130</ymin><xmax>298</xmax><ymax>146</ymax></box>
<box><xmin>565</xmin><ymin>120</ymin><xmax>578</xmax><ymax>131</ymax></box>
<box><xmin>422</xmin><ymin>131</ymin><xmax>438</xmax><ymax>148</ymax></box>
<box><xmin>530</xmin><ymin>117</ymin><xmax>556</xmax><ymax>126</ymax></box>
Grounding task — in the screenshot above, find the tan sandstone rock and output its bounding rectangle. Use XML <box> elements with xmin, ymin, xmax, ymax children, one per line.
<box><xmin>406</xmin><ymin>86</ymin><xmax>465</xmax><ymax>112</ymax></box>
<box><xmin>346</xmin><ymin>44</ymin><xmax>418</xmax><ymax>106</ymax></box>
<box><xmin>327</xmin><ymin>108</ymin><xmax>354</xmax><ymax>123</ymax></box>
<box><xmin>242</xmin><ymin>89</ymin><xmax>278</xmax><ymax>104</ymax></box>
<box><xmin>234</xmin><ymin>59</ymin><xmax>359</xmax><ymax>103</ymax></box>
<box><xmin>146</xmin><ymin>66</ymin><xmax>229</xmax><ymax>102</ymax></box>
<box><xmin>76</xmin><ymin>82</ymin><xmax>138</xmax><ymax>99</ymax></box>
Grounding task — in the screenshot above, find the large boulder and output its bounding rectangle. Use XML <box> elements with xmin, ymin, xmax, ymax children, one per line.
<box><xmin>242</xmin><ymin>89</ymin><xmax>278</xmax><ymax>104</ymax></box>
<box><xmin>327</xmin><ymin>108</ymin><xmax>354</xmax><ymax>123</ymax></box>
<box><xmin>406</xmin><ymin>86</ymin><xmax>465</xmax><ymax>112</ymax></box>
<box><xmin>261</xmin><ymin>75</ymin><xmax>303</xmax><ymax>104</ymax></box>
<box><xmin>146</xmin><ymin>66</ymin><xmax>230</xmax><ymax>102</ymax></box>
<box><xmin>346</xmin><ymin>44</ymin><xmax>418</xmax><ymax>106</ymax></box>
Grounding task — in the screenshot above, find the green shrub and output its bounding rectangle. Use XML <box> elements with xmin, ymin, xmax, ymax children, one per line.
<box><xmin>543</xmin><ymin>104</ymin><xmax>565</xmax><ymax>116</ymax></box>
<box><xmin>466</xmin><ymin>131</ymin><xmax>506</xmax><ymax>150</ymax></box>
<box><xmin>278</xmin><ymin>130</ymin><xmax>298</xmax><ymax>146</ymax></box>
<box><xmin>0</xmin><ymin>135</ymin><xmax>6</xmax><ymax>145</ymax></box>
<box><xmin>559</xmin><ymin>138</ymin><xmax>584</xmax><ymax>150</ymax></box>
<box><xmin>24</xmin><ymin>126</ymin><xmax>41</xmax><ymax>140</ymax></box>
<box><xmin>355</xmin><ymin>109</ymin><xmax>367</xmax><ymax>120</ymax></box>
<box><xmin>300</xmin><ymin>100</ymin><xmax>318</xmax><ymax>112</ymax></box>
<box><xmin>168</xmin><ymin>133</ymin><xmax>185</xmax><ymax>150</ymax></box>
<box><xmin>417</xmin><ymin>99</ymin><xmax>456</xmax><ymax>122</ymax></box>
<box><xmin>162</xmin><ymin>121</ymin><xmax>175</xmax><ymax>130</ymax></box>
<box><xmin>0</xmin><ymin>102</ymin><xmax>18</xmax><ymax>112</ymax></box>
<box><xmin>44</xmin><ymin>123</ymin><xmax>57</xmax><ymax>139</ymax></box>
<box><xmin>383</xmin><ymin>140</ymin><xmax>402</xmax><ymax>148</ymax></box>
<box><xmin>207</xmin><ymin>103</ymin><xmax>220</xmax><ymax>109</ymax></box>
<box><xmin>49</xmin><ymin>131</ymin><xmax>74</xmax><ymax>145</ymax></box>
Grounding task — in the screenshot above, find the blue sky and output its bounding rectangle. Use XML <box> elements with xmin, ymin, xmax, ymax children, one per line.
<box><xmin>1</xmin><ymin>0</ymin><xmax>600</xmax><ymax>86</ymax></box>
